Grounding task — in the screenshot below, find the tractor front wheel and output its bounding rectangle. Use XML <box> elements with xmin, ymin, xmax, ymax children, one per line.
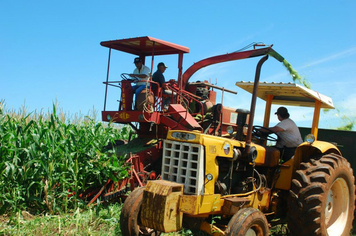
<box><xmin>288</xmin><ymin>153</ymin><xmax>355</xmax><ymax>236</ymax></box>
<box><xmin>225</xmin><ymin>207</ymin><xmax>269</xmax><ymax>236</ymax></box>
<box><xmin>120</xmin><ymin>187</ymin><xmax>160</xmax><ymax>236</ymax></box>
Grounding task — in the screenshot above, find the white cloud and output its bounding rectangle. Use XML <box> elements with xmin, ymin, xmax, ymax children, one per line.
<box><xmin>301</xmin><ymin>47</ymin><xmax>356</xmax><ymax>68</ymax></box>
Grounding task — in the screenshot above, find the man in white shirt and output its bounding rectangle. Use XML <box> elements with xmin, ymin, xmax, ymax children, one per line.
<box><xmin>268</xmin><ymin>107</ymin><xmax>303</xmax><ymax>160</ymax></box>
<box><xmin>129</xmin><ymin>57</ymin><xmax>151</xmax><ymax>105</ymax></box>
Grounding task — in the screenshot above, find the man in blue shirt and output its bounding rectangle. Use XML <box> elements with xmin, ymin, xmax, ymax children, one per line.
<box><xmin>152</xmin><ymin>62</ymin><xmax>174</xmax><ymax>110</ymax></box>
<box><xmin>152</xmin><ymin>62</ymin><xmax>170</xmax><ymax>93</ymax></box>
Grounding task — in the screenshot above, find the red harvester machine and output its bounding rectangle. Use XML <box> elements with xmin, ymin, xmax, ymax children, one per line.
<box><xmin>89</xmin><ymin>36</ymin><xmax>279</xmax><ymax>203</ymax></box>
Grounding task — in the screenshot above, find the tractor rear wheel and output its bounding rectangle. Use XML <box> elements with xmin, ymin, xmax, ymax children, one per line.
<box><xmin>225</xmin><ymin>208</ymin><xmax>269</xmax><ymax>236</ymax></box>
<box><xmin>120</xmin><ymin>187</ymin><xmax>160</xmax><ymax>236</ymax></box>
<box><xmin>288</xmin><ymin>153</ymin><xmax>355</xmax><ymax>236</ymax></box>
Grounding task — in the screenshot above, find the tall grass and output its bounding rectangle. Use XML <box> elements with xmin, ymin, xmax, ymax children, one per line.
<box><xmin>0</xmin><ymin>102</ymin><xmax>129</xmax><ymax>217</ymax></box>
<box><xmin>0</xmin><ymin>203</ymin><xmax>123</xmax><ymax>235</ymax></box>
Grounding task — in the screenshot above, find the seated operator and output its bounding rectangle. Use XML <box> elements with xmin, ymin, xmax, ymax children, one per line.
<box><xmin>264</xmin><ymin>107</ymin><xmax>303</xmax><ymax>161</ymax></box>
<box><xmin>152</xmin><ymin>62</ymin><xmax>175</xmax><ymax>110</ymax></box>
<box><xmin>152</xmin><ymin>62</ymin><xmax>172</xmax><ymax>94</ymax></box>
<box><xmin>129</xmin><ymin>57</ymin><xmax>151</xmax><ymax>104</ymax></box>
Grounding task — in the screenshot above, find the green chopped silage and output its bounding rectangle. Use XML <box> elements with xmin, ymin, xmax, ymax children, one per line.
<box><xmin>268</xmin><ymin>50</ymin><xmax>311</xmax><ymax>89</ymax></box>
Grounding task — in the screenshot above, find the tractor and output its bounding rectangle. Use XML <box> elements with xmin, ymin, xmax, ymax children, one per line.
<box><xmin>117</xmin><ymin>38</ymin><xmax>355</xmax><ymax>235</ymax></box>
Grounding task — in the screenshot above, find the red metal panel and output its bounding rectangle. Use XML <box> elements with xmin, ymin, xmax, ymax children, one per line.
<box><xmin>181</xmin><ymin>47</ymin><xmax>273</xmax><ymax>87</ymax></box>
<box><xmin>168</xmin><ymin>104</ymin><xmax>202</xmax><ymax>130</ymax></box>
<box><xmin>101</xmin><ymin>110</ymin><xmax>166</xmax><ymax>125</ymax></box>
<box><xmin>121</xmin><ymin>80</ymin><xmax>133</xmax><ymax>111</ymax></box>
<box><xmin>102</xmin><ymin>111</ymin><xmax>150</xmax><ymax>123</ymax></box>
<box><xmin>209</xmin><ymin>90</ymin><xmax>217</xmax><ymax>105</ymax></box>
<box><xmin>160</xmin><ymin>115</ymin><xmax>191</xmax><ymax>131</ymax></box>
<box><xmin>221</xmin><ymin>107</ymin><xmax>238</xmax><ymax>125</ymax></box>
<box><xmin>100</xmin><ymin>36</ymin><xmax>189</xmax><ymax>56</ymax></box>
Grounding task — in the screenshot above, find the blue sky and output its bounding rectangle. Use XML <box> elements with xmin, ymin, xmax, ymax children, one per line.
<box><xmin>1</xmin><ymin>1</ymin><xmax>356</xmax><ymax>130</ymax></box>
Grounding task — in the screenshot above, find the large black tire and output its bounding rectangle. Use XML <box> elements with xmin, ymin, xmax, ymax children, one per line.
<box><xmin>120</xmin><ymin>187</ymin><xmax>160</xmax><ymax>236</ymax></box>
<box><xmin>225</xmin><ymin>208</ymin><xmax>269</xmax><ymax>236</ymax></box>
<box><xmin>288</xmin><ymin>153</ymin><xmax>355</xmax><ymax>236</ymax></box>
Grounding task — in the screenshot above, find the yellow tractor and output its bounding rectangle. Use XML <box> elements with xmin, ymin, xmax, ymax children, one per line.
<box><xmin>120</xmin><ymin>58</ymin><xmax>355</xmax><ymax>235</ymax></box>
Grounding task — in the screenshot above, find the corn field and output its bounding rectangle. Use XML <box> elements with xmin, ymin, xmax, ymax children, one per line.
<box><xmin>0</xmin><ymin>102</ymin><xmax>129</xmax><ymax>217</ymax></box>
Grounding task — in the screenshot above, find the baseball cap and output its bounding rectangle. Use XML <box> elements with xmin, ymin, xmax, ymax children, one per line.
<box><xmin>134</xmin><ymin>57</ymin><xmax>142</xmax><ymax>63</ymax></box>
<box><xmin>275</xmin><ymin>107</ymin><xmax>288</xmax><ymax>115</ymax></box>
<box><xmin>157</xmin><ymin>62</ymin><xmax>168</xmax><ymax>68</ymax></box>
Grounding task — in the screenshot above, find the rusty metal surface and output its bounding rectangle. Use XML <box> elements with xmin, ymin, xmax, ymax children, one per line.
<box><xmin>222</xmin><ymin>197</ymin><xmax>251</xmax><ymax>215</ymax></box>
<box><xmin>140</xmin><ymin>180</ymin><xmax>184</xmax><ymax>233</ymax></box>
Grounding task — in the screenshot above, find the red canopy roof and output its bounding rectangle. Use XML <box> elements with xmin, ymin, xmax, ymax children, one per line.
<box><xmin>100</xmin><ymin>36</ymin><xmax>189</xmax><ymax>56</ymax></box>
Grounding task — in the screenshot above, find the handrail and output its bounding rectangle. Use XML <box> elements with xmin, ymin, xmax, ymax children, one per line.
<box><xmin>188</xmin><ymin>82</ymin><xmax>237</xmax><ymax>95</ymax></box>
<box><xmin>103</xmin><ymin>76</ymin><xmax>209</xmax><ymax>123</ymax></box>
<box><xmin>166</xmin><ymin>83</ymin><xmax>205</xmax><ymax>120</ymax></box>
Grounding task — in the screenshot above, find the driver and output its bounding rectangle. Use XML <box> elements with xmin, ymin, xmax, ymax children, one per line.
<box><xmin>129</xmin><ymin>57</ymin><xmax>151</xmax><ymax>105</ymax></box>
<box><xmin>266</xmin><ymin>107</ymin><xmax>303</xmax><ymax>160</ymax></box>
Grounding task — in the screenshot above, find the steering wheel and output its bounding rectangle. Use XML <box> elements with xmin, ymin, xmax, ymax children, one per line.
<box><xmin>120</xmin><ymin>73</ymin><xmax>138</xmax><ymax>82</ymax></box>
<box><xmin>252</xmin><ymin>125</ymin><xmax>279</xmax><ymax>142</ymax></box>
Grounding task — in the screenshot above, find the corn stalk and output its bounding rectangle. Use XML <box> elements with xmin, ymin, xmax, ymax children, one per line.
<box><xmin>0</xmin><ymin>104</ymin><xmax>129</xmax><ymax>215</ymax></box>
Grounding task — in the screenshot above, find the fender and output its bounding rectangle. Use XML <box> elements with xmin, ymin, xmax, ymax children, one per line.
<box><xmin>294</xmin><ymin>140</ymin><xmax>341</xmax><ymax>167</ymax></box>
<box><xmin>275</xmin><ymin>140</ymin><xmax>341</xmax><ymax>190</ymax></box>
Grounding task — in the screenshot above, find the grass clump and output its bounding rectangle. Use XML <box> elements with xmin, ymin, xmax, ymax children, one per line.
<box><xmin>0</xmin><ymin>203</ymin><xmax>122</xmax><ymax>236</ymax></box>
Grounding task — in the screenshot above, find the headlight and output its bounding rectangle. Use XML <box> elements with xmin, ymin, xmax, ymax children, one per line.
<box><xmin>305</xmin><ymin>134</ymin><xmax>315</xmax><ymax>144</ymax></box>
<box><xmin>223</xmin><ymin>143</ymin><xmax>231</xmax><ymax>155</ymax></box>
<box><xmin>206</xmin><ymin>173</ymin><xmax>213</xmax><ymax>181</ymax></box>
<box><xmin>243</xmin><ymin>124</ymin><xmax>248</xmax><ymax>135</ymax></box>
<box><xmin>171</xmin><ymin>132</ymin><xmax>196</xmax><ymax>140</ymax></box>
<box><xmin>226</xmin><ymin>126</ymin><xmax>234</xmax><ymax>135</ymax></box>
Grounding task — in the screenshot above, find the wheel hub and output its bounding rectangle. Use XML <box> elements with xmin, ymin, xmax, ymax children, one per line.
<box><xmin>246</xmin><ymin>228</ymin><xmax>257</xmax><ymax>236</ymax></box>
<box><xmin>325</xmin><ymin>177</ymin><xmax>350</xmax><ymax>236</ymax></box>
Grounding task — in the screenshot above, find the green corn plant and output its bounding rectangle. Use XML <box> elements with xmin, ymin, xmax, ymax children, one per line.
<box><xmin>0</xmin><ymin>103</ymin><xmax>129</xmax><ymax>216</ymax></box>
